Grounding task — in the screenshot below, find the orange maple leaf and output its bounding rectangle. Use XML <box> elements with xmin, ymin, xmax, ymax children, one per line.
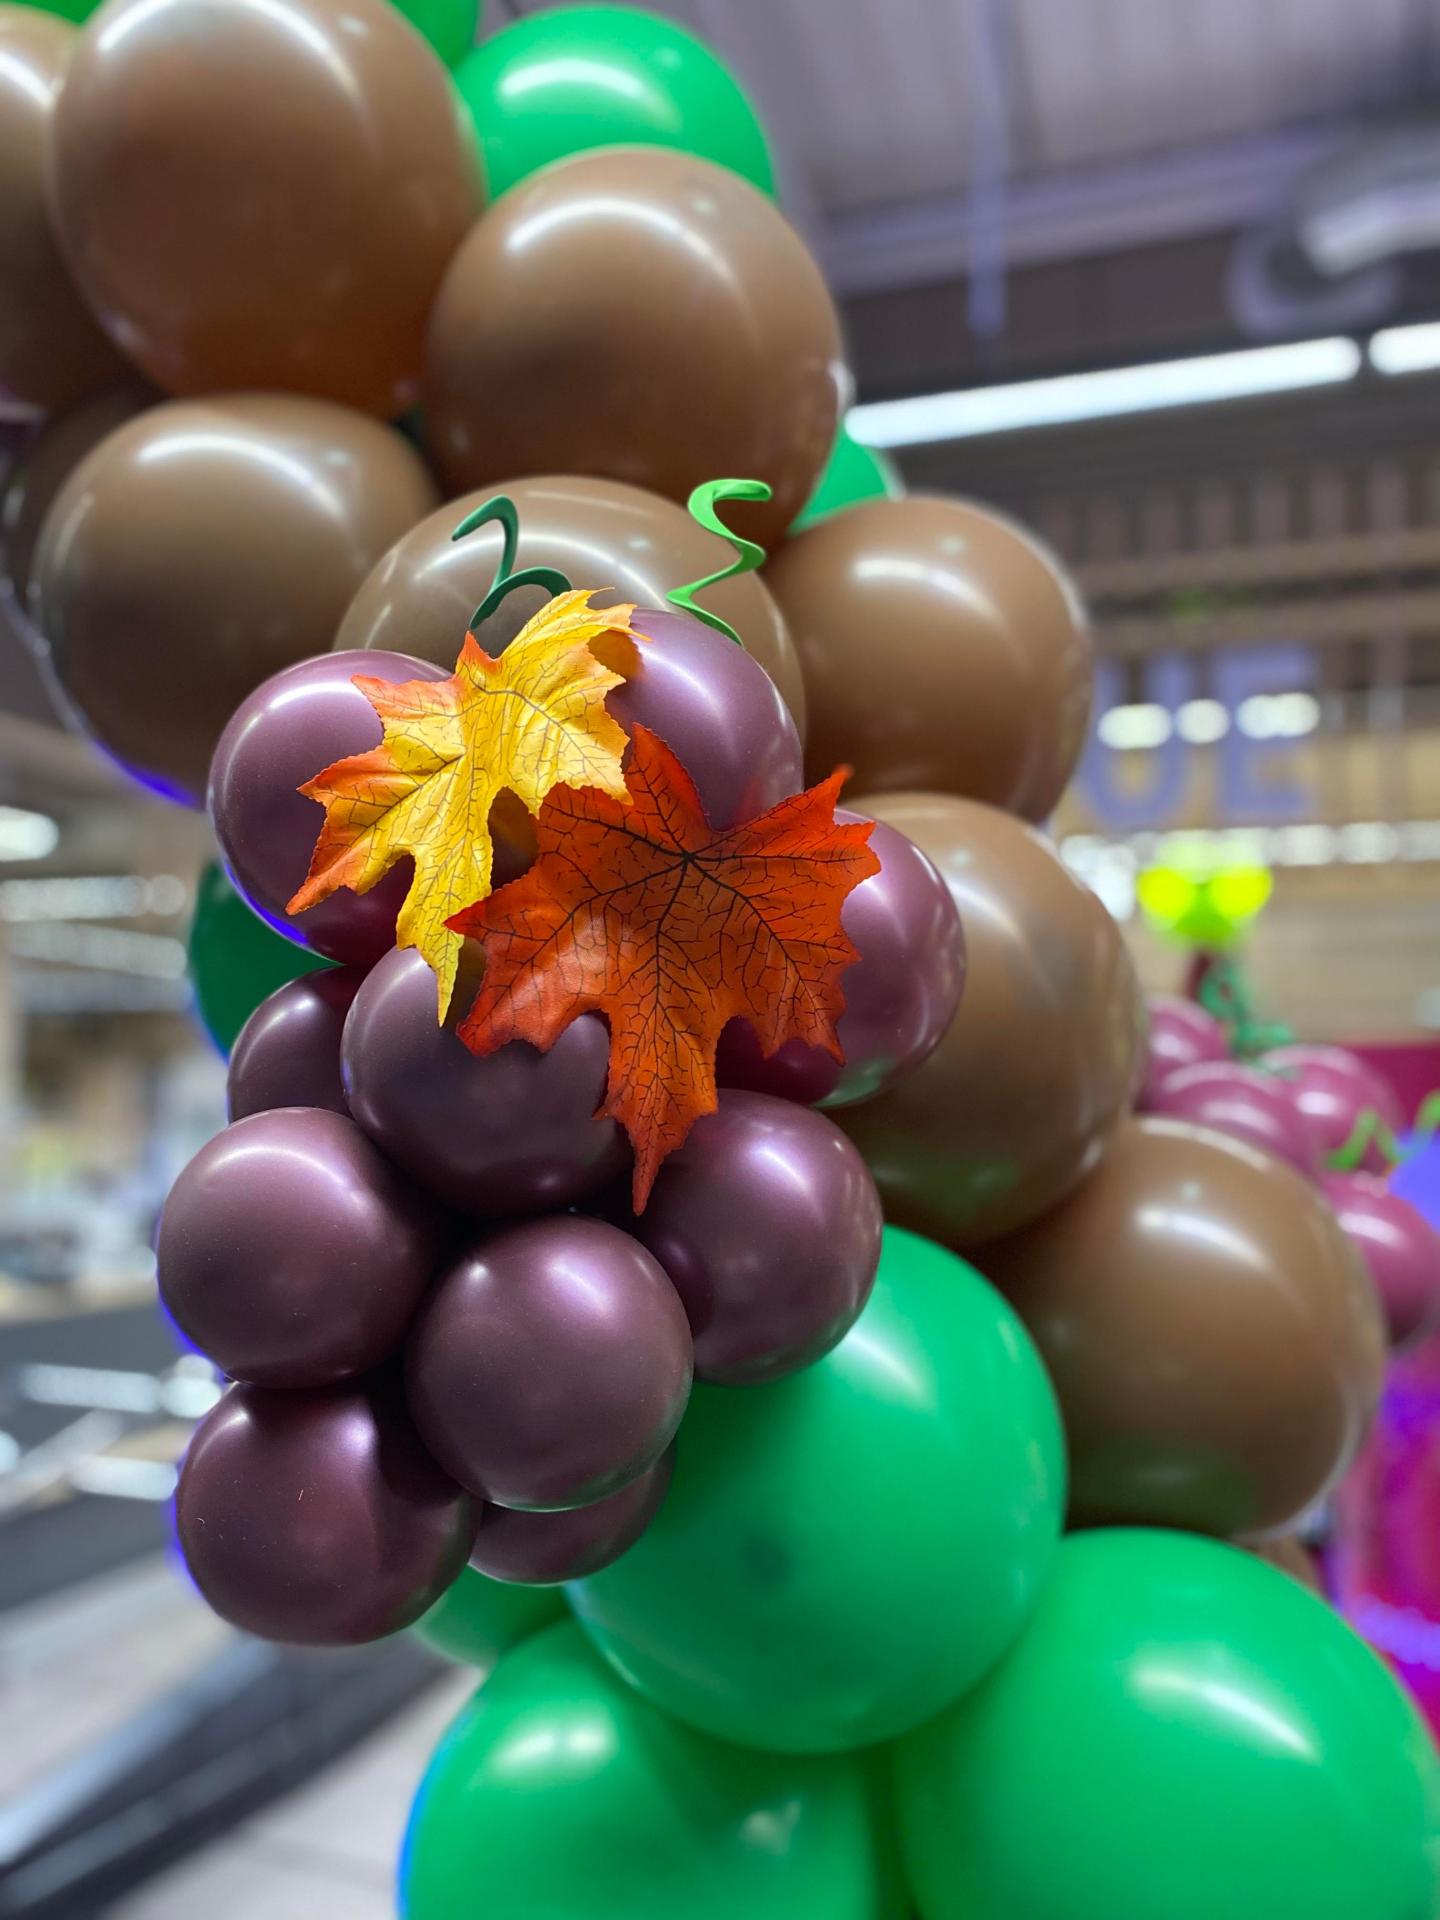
<box><xmin>449</xmin><ymin>725</ymin><xmax>880</xmax><ymax>1208</ymax></box>
<box><xmin>286</xmin><ymin>591</ymin><xmax>639</xmax><ymax>1019</ymax></box>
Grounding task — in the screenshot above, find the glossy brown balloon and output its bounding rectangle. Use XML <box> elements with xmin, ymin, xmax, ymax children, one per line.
<box><xmin>50</xmin><ymin>0</ymin><xmax>481</xmax><ymax>415</ymax></box>
<box><xmin>422</xmin><ymin>148</ymin><xmax>844</xmax><ymax>552</ymax></box>
<box><xmin>978</xmin><ymin>1118</ymin><xmax>1386</xmax><ymax>1537</ymax></box>
<box><xmin>337</xmin><ymin>476</ymin><xmax>807</xmax><ymax>735</ymax></box>
<box><xmin>0</xmin><ymin>379</ymin><xmax>153</xmax><ymax>622</ymax></box>
<box><xmin>30</xmin><ymin>395</ymin><xmax>438</xmax><ymax>804</ymax></box>
<box><xmin>766</xmin><ymin>497</ymin><xmax>1092</xmax><ymax>816</ymax></box>
<box><xmin>0</xmin><ymin>8</ymin><xmax>128</xmax><ymax>419</ymax></box>
<box><xmin>838</xmin><ymin>795</ymin><xmax>1143</xmax><ymax>1246</ymax></box>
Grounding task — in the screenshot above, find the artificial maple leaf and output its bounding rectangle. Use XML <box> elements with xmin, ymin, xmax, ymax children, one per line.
<box><xmin>449</xmin><ymin>724</ymin><xmax>880</xmax><ymax>1208</ymax></box>
<box><xmin>287</xmin><ymin>591</ymin><xmax>640</xmax><ymax>1018</ymax></box>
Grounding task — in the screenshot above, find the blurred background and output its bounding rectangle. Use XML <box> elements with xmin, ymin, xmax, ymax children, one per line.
<box><xmin>4</xmin><ymin>0</ymin><xmax>1440</xmax><ymax>1913</ymax></box>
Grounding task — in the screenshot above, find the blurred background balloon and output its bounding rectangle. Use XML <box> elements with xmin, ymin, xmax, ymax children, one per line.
<box><xmin>1137</xmin><ymin>849</ymin><xmax>1274</xmax><ymax>950</ymax></box>
<box><xmin>395</xmin><ymin>0</ymin><xmax>480</xmax><ymax>68</ymax></box>
<box><xmin>1323</xmin><ymin>1171</ymin><xmax>1440</xmax><ymax>1350</ymax></box>
<box><xmin>50</xmin><ymin>0</ymin><xmax>482</xmax><ymax>413</ymax></box>
<box><xmin>31</xmin><ymin>396</ymin><xmax>438</xmax><ymax>805</ymax></box>
<box><xmin>456</xmin><ymin>5</ymin><xmax>775</xmax><ymax>200</ymax></box>
<box><xmin>894</xmin><ymin>1529</ymin><xmax>1440</xmax><ymax>1920</ymax></box>
<box><xmin>1145</xmin><ymin>1059</ymin><xmax>1319</xmax><ymax>1177</ymax></box>
<box><xmin>0</xmin><ymin>378</ymin><xmax>153</xmax><ymax>625</ymax></box>
<box><xmin>187</xmin><ymin>864</ymin><xmax>333</xmax><ymax>1057</ymax></box>
<box><xmin>422</xmin><ymin>148</ymin><xmax>843</xmax><ymax>551</ymax></box>
<box><xmin>0</xmin><ymin>7</ymin><xmax>127</xmax><ymax>418</ymax></box>
<box><xmin>400</xmin><ymin>1621</ymin><xmax>900</xmax><ymax>1920</ymax></box>
<box><xmin>570</xmin><ymin>1227</ymin><xmax>1064</xmax><ymax>1754</ymax></box>
<box><xmin>1136</xmin><ymin>992</ymin><xmax>1231</xmax><ymax>1107</ymax></box>
<box><xmin>978</xmin><ymin>1117</ymin><xmax>1386</xmax><ymax>1536</ymax></box>
<box><xmin>766</xmin><ymin>496</ymin><xmax>1091</xmax><ymax>815</ymax></box>
<box><xmin>792</xmin><ymin>421</ymin><xmax>903</xmax><ymax>531</ymax></box>
<box><xmin>337</xmin><ymin>474</ymin><xmax>807</xmax><ymax>734</ymax></box>
<box><xmin>838</xmin><ymin>795</ymin><xmax>1143</xmax><ymax>1246</ymax></box>
<box><xmin>1260</xmin><ymin>1042</ymin><xmax>1406</xmax><ymax>1171</ymax></box>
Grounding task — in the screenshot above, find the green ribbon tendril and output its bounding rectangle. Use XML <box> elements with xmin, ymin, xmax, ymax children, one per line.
<box><xmin>1196</xmin><ymin>958</ymin><xmax>1293</xmax><ymax>1060</ymax></box>
<box><xmin>666</xmin><ymin>478</ymin><xmax>773</xmax><ymax>647</ymax></box>
<box><xmin>1326</xmin><ymin>1091</ymin><xmax>1440</xmax><ymax>1173</ymax></box>
<box><xmin>451</xmin><ymin>494</ymin><xmax>573</xmax><ymax>631</ymax></box>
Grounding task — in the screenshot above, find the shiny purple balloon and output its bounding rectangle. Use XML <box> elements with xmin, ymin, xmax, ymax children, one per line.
<box><xmin>612</xmin><ymin>607</ymin><xmax>802</xmax><ymax>826</ymax></box>
<box><xmin>342</xmin><ymin>946</ymin><xmax>627</xmax><ymax>1215</ymax></box>
<box><xmin>208</xmin><ymin>648</ymin><xmax>442</xmax><ymax>967</ymax></box>
<box><xmin>176</xmin><ymin>1379</ymin><xmax>476</xmax><ymax>1645</ymax></box>
<box><xmin>227</xmin><ymin>967</ymin><xmax>364</xmax><ymax>1120</ymax></box>
<box><xmin>1146</xmin><ymin>1061</ymin><xmax>1319</xmax><ymax>1180</ymax></box>
<box><xmin>1261</xmin><ymin>1044</ymin><xmax>1405</xmax><ymax>1172</ymax></box>
<box><xmin>405</xmin><ymin>1216</ymin><xmax>693</xmax><ymax>1511</ymax></box>
<box><xmin>715</xmin><ymin>816</ymin><xmax>965</xmax><ymax>1109</ymax></box>
<box><xmin>624</xmin><ymin>1090</ymin><xmax>883</xmax><ymax>1383</ymax></box>
<box><xmin>470</xmin><ymin>1451</ymin><xmax>674</xmax><ymax>1586</ymax></box>
<box><xmin>1136</xmin><ymin>994</ymin><xmax>1230</xmax><ymax>1108</ymax></box>
<box><xmin>1324</xmin><ymin>1172</ymin><xmax>1440</xmax><ymax>1349</ymax></box>
<box><xmin>157</xmin><ymin>1107</ymin><xmax>437</xmax><ymax>1388</ymax></box>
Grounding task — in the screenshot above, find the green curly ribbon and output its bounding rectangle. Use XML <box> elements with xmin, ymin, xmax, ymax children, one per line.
<box><xmin>1196</xmin><ymin>958</ymin><xmax>1293</xmax><ymax>1060</ymax></box>
<box><xmin>1326</xmin><ymin>1092</ymin><xmax>1440</xmax><ymax>1173</ymax></box>
<box><xmin>666</xmin><ymin>478</ymin><xmax>773</xmax><ymax>647</ymax></box>
<box><xmin>451</xmin><ymin>494</ymin><xmax>573</xmax><ymax>631</ymax></box>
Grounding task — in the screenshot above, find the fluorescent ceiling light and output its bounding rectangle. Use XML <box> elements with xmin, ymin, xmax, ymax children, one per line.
<box><xmin>1097</xmin><ymin>703</ymin><xmax>1171</xmax><ymax>750</ymax></box>
<box><xmin>1369</xmin><ymin>322</ymin><xmax>1440</xmax><ymax>375</ymax></box>
<box><xmin>850</xmin><ymin>338</ymin><xmax>1362</xmax><ymax>448</ymax></box>
<box><xmin>0</xmin><ymin>806</ymin><xmax>59</xmax><ymax>862</ymax></box>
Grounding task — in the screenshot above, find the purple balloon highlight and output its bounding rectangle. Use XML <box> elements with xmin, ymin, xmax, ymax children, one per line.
<box><xmin>625</xmin><ymin>1090</ymin><xmax>883</xmax><ymax>1383</ymax></box>
<box><xmin>176</xmin><ymin>1379</ymin><xmax>476</xmax><ymax>1645</ymax></box>
<box><xmin>1136</xmin><ymin>994</ymin><xmax>1229</xmax><ymax>1109</ymax></box>
<box><xmin>227</xmin><ymin>966</ymin><xmax>364</xmax><ymax>1120</ymax></box>
<box><xmin>405</xmin><ymin>1216</ymin><xmax>692</xmax><ymax>1511</ymax></box>
<box><xmin>470</xmin><ymin>1451</ymin><xmax>674</xmax><ymax>1586</ymax></box>
<box><xmin>208</xmin><ymin>648</ymin><xmax>442</xmax><ymax>967</ymax></box>
<box><xmin>157</xmin><ymin>1107</ymin><xmax>438</xmax><ymax>1389</ymax></box>
<box><xmin>342</xmin><ymin>946</ymin><xmax>627</xmax><ymax>1216</ymax></box>
<box><xmin>716</xmin><ymin>816</ymin><xmax>965</xmax><ymax>1109</ymax></box>
<box><xmin>1324</xmin><ymin>1172</ymin><xmax>1440</xmax><ymax>1350</ymax></box>
<box><xmin>1147</xmin><ymin>1061</ymin><xmax>1319</xmax><ymax>1180</ymax></box>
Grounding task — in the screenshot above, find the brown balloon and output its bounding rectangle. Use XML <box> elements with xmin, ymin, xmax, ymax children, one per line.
<box><xmin>31</xmin><ymin>394</ymin><xmax>438</xmax><ymax>805</ymax></box>
<box><xmin>838</xmin><ymin>794</ymin><xmax>1142</xmax><ymax>1245</ymax></box>
<box><xmin>977</xmin><ymin>1117</ymin><xmax>1386</xmax><ymax>1538</ymax></box>
<box><xmin>50</xmin><ymin>0</ymin><xmax>482</xmax><ymax>415</ymax></box>
<box><xmin>766</xmin><ymin>496</ymin><xmax>1092</xmax><ymax>816</ymax></box>
<box><xmin>422</xmin><ymin>148</ymin><xmax>844</xmax><ymax>553</ymax></box>
<box><xmin>1243</xmin><ymin>1533</ymin><xmax>1326</xmax><ymax>1596</ymax></box>
<box><xmin>0</xmin><ymin>8</ymin><xmax>128</xmax><ymax>419</ymax></box>
<box><xmin>336</xmin><ymin>474</ymin><xmax>806</xmax><ymax>736</ymax></box>
<box><xmin>0</xmin><ymin>379</ymin><xmax>154</xmax><ymax>623</ymax></box>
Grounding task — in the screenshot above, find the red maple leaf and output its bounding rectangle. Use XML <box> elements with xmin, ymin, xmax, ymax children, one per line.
<box><xmin>449</xmin><ymin>725</ymin><xmax>879</xmax><ymax>1208</ymax></box>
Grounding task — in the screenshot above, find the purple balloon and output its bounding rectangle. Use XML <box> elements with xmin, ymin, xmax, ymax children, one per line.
<box><xmin>1324</xmin><ymin>1172</ymin><xmax>1440</xmax><ymax>1349</ymax></box>
<box><xmin>343</xmin><ymin>946</ymin><xmax>627</xmax><ymax>1215</ymax></box>
<box><xmin>157</xmin><ymin>1107</ymin><xmax>438</xmax><ymax>1388</ymax></box>
<box><xmin>176</xmin><ymin>1379</ymin><xmax>476</xmax><ymax>1645</ymax></box>
<box><xmin>1261</xmin><ymin>1044</ymin><xmax>1405</xmax><ymax>1172</ymax></box>
<box><xmin>613</xmin><ymin>607</ymin><xmax>802</xmax><ymax>827</ymax></box>
<box><xmin>227</xmin><ymin>967</ymin><xmax>365</xmax><ymax>1120</ymax></box>
<box><xmin>470</xmin><ymin>1450</ymin><xmax>674</xmax><ymax>1586</ymax></box>
<box><xmin>715</xmin><ymin>816</ymin><xmax>965</xmax><ymax>1109</ymax></box>
<box><xmin>208</xmin><ymin>648</ymin><xmax>441</xmax><ymax>967</ymax></box>
<box><xmin>624</xmin><ymin>1090</ymin><xmax>883</xmax><ymax>1384</ymax></box>
<box><xmin>1136</xmin><ymin>994</ymin><xmax>1230</xmax><ymax>1108</ymax></box>
<box><xmin>1146</xmin><ymin>1061</ymin><xmax>1319</xmax><ymax>1180</ymax></box>
<box><xmin>405</xmin><ymin>1216</ymin><xmax>692</xmax><ymax>1511</ymax></box>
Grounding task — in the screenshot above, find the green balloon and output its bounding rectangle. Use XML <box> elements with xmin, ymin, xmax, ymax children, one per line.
<box><xmin>16</xmin><ymin>0</ymin><xmax>103</xmax><ymax>21</ymax></box>
<box><xmin>570</xmin><ymin>1228</ymin><xmax>1064</xmax><ymax>1753</ymax></box>
<box><xmin>895</xmin><ymin>1529</ymin><xmax>1440</xmax><ymax>1920</ymax></box>
<box><xmin>793</xmin><ymin>423</ymin><xmax>903</xmax><ymax>531</ymax></box>
<box><xmin>400</xmin><ymin>1620</ymin><xmax>899</xmax><ymax>1920</ymax></box>
<box><xmin>411</xmin><ymin>1565</ymin><xmax>565</xmax><ymax>1670</ymax></box>
<box><xmin>187</xmin><ymin>862</ymin><xmax>331</xmax><ymax>1056</ymax></box>
<box><xmin>390</xmin><ymin>0</ymin><xmax>479</xmax><ymax>69</ymax></box>
<box><xmin>455</xmin><ymin>6</ymin><xmax>776</xmax><ymax>202</ymax></box>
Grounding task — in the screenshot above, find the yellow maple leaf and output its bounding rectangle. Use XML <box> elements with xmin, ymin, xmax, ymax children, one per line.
<box><xmin>287</xmin><ymin>591</ymin><xmax>640</xmax><ymax>1018</ymax></box>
